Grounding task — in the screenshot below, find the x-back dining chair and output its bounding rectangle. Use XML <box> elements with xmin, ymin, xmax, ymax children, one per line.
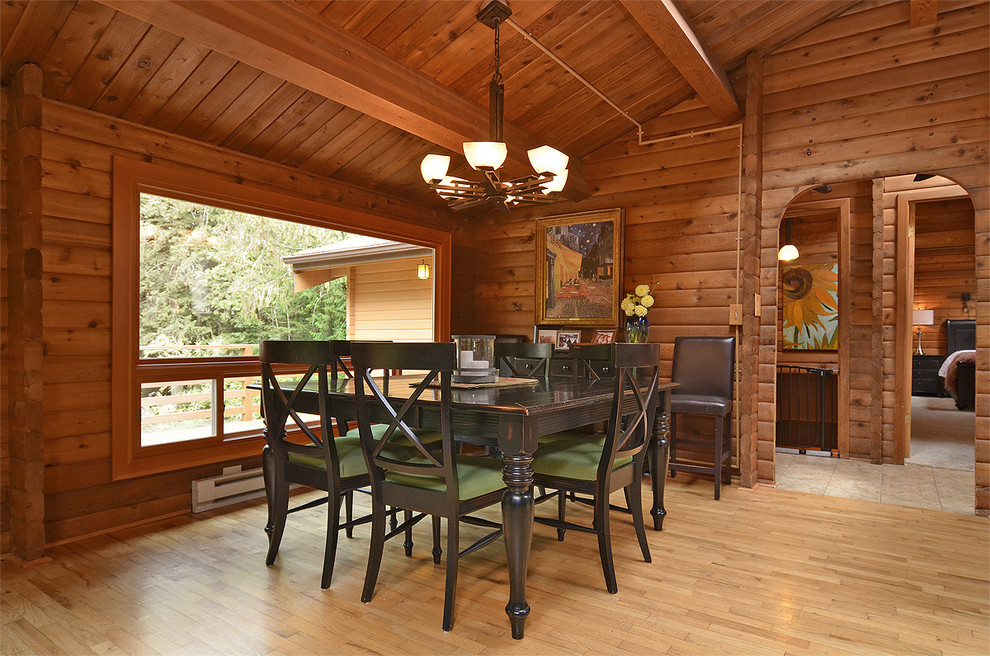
<box><xmin>494</xmin><ymin>341</ymin><xmax>553</xmax><ymax>378</ymax></box>
<box><xmin>532</xmin><ymin>343</ymin><xmax>661</xmax><ymax>593</ymax></box>
<box><xmin>569</xmin><ymin>343</ymin><xmax>617</xmax><ymax>380</ymax></box>
<box><xmin>259</xmin><ymin>339</ymin><xmax>374</xmax><ymax>589</ymax></box>
<box><xmin>351</xmin><ymin>341</ymin><xmax>506</xmax><ymax>632</ymax></box>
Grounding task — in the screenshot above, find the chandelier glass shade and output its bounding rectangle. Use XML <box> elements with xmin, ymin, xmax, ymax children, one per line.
<box><xmin>420</xmin><ymin>4</ymin><xmax>568</xmax><ymax>212</ymax></box>
<box><xmin>778</xmin><ymin>217</ymin><xmax>800</xmax><ymax>261</ymax></box>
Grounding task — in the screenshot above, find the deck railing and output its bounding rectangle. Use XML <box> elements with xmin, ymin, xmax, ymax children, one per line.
<box><xmin>139</xmin><ymin>344</ymin><xmax>263</xmax><ymax>446</ymax></box>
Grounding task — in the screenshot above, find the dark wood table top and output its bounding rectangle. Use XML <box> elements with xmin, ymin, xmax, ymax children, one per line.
<box><xmin>321</xmin><ymin>373</ymin><xmax>678</xmax><ymax>415</ymax></box>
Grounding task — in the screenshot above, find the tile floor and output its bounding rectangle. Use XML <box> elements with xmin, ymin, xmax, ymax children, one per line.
<box><xmin>774</xmin><ymin>451</ymin><xmax>975</xmax><ymax>515</ymax></box>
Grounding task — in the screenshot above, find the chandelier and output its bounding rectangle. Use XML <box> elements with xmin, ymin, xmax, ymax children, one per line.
<box><xmin>419</xmin><ymin>0</ymin><xmax>569</xmax><ymax>212</ymax></box>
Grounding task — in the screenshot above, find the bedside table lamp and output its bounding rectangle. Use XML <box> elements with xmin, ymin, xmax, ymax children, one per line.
<box><xmin>913</xmin><ymin>309</ymin><xmax>934</xmax><ymax>355</ymax></box>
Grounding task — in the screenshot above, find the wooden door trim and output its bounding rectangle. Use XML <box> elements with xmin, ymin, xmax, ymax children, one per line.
<box><xmin>777</xmin><ymin>196</ymin><xmax>850</xmax><ymax>456</ymax></box>
<box><xmin>893</xmin><ymin>186</ymin><xmax>969</xmax><ymax>463</ymax></box>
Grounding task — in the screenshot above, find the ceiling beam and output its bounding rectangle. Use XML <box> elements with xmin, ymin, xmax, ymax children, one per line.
<box><xmin>910</xmin><ymin>0</ymin><xmax>939</xmax><ymax>28</ymax></box>
<box><xmin>95</xmin><ymin>0</ymin><xmax>589</xmax><ymax>199</ymax></box>
<box><xmin>620</xmin><ymin>0</ymin><xmax>742</xmax><ymax>124</ymax></box>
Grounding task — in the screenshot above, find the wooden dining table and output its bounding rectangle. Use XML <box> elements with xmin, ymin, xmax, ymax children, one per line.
<box><xmin>286</xmin><ymin>373</ymin><xmax>678</xmax><ymax>639</ymax></box>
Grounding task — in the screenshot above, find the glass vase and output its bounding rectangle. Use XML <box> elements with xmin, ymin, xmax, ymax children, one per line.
<box><xmin>625</xmin><ymin>315</ymin><xmax>649</xmax><ymax>343</ymax></box>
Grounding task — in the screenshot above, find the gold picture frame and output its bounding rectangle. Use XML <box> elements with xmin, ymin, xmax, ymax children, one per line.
<box><xmin>536</xmin><ymin>209</ymin><xmax>623</xmax><ymax>327</ymax></box>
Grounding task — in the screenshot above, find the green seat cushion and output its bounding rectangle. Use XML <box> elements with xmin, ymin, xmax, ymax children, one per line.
<box><xmin>287</xmin><ymin>436</ymin><xmax>367</xmax><ymax>478</ymax></box>
<box><xmin>538</xmin><ymin>430</ymin><xmax>600</xmax><ymax>445</ymax></box>
<box><xmin>384</xmin><ymin>455</ymin><xmax>505</xmax><ymax>500</ymax></box>
<box><xmin>533</xmin><ymin>434</ymin><xmax>632</xmax><ymax>481</ymax></box>
<box><xmin>346</xmin><ymin>423</ymin><xmax>443</xmax><ymax>447</ymax></box>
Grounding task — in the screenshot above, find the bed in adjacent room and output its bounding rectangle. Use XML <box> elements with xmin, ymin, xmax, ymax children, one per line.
<box><xmin>939</xmin><ymin>319</ymin><xmax>976</xmax><ymax>410</ymax></box>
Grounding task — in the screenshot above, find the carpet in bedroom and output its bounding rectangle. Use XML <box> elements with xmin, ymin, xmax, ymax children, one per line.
<box><xmin>907</xmin><ymin>396</ymin><xmax>975</xmax><ymax>471</ymax></box>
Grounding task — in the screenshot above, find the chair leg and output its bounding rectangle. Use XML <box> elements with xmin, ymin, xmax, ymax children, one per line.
<box><xmin>668</xmin><ymin>413</ymin><xmax>678</xmax><ymax>478</ymax></box>
<box><xmin>262</xmin><ymin>449</ymin><xmax>288</xmax><ymax>566</ymax></box>
<box><xmin>627</xmin><ymin>480</ymin><xmax>651</xmax><ymax>563</ymax></box>
<box><xmin>556</xmin><ymin>488</ymin><xmax>567</xmax><ymax>542</ymax></box>
<box><xmin>321</xmin><ymin>492</ymin><xmax>342</xmax><ymax>589</ymax></box>
<box><xmin>403</xmin><ymin>509</ymin><xmax>414</xmax><ymax>557</ymax></box>
<box><xmin>713</xmin><ymin>416</ymin><xmax>724</xmax><ymax>501</ymax></box>
<box><xmin>595</xmin><ymin>491</ymin><xmax>617</xmax><ymax>594</ymax></box>
<box><xmin>345</xmin><ymin>490</ymin><xmax>354</xmax><ymax>538</ymax></box>
<box><xmin>432</xmin><ymin>515</ymin><xmax>442</xmax><ymax>564</ymax></box>
<box><xmin>442</xmin><ymin>516</ymin><xmax>458</xmax><ymax>632</ymax></box>
<box><xmin>361</xmin><ymin>497</ymin><xmax>387</xmax><ymax>604</ymax></box>
<box><xmin>722</xmin><ymin>415</ymin><xmax>732</xmax><ymax>486</ymax></box>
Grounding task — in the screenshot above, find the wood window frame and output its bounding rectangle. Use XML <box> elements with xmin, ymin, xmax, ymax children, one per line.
<box><xmin>111</xmin><ymin>157</ymin><xmax>452</xmax><ymax>479</ymax></box>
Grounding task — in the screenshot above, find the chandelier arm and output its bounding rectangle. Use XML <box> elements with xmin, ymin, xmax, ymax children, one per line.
<box><xmin>421</xmin><ymin>1</ymin><xmax>570</xmax><ymax>212</ymax></box>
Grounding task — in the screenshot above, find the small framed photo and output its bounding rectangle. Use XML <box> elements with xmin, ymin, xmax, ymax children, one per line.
<box><xmin>556</xmin><ymin>330</ymin><xmax>581</xmax><ymax>350</ymax></box>
<box><xmin>537</xmin><ymin>328</ymin><xmax>558</xmax><ymax>344</ymax></box>
<box><xmin>593</xmin><ymin>329</ymin><xmax>616</xmax><ymax>344</ymax></box>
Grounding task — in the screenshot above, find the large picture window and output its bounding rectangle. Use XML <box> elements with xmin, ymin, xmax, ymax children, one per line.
<box><xmin>138</xmin><ymin>194</ymin><xmax>346</xmax><ymax>449</ymax></box>
<box><xmin>112</xmin><ymin>158</ymin><xmax>451</xmax><ymax>479</ymax></box>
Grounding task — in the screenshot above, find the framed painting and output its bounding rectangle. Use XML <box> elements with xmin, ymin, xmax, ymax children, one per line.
<box><xmin>781</xmin><ymin>263</ymin><xmax>838</xmax><ymax>350</ymax></box>
<box><xmin>536</xmin><ymin>328</ymin><xmax>558</xmax><ymax>345</ymax></box>
<box><xmin>556</xmin><ymin>330</ymin><xmax>581</xmax><ymax>350</ymax></box>
<box><xmin>593</xmin><ymin>329</ymin><xmax>617</xmax><ymax>344</ymax></box>
<box><xmin>536</xmin><ymin>209</ymin><xmax>623</xmax><ymax>327</ymax></box>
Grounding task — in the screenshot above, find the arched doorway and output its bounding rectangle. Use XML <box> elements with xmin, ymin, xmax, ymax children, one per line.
<box><xmin>765</xmin><ymin>175</ymin><xmax>979</xmax><ymax>511</ymax></box>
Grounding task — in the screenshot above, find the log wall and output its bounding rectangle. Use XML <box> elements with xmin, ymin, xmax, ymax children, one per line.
<box><xmin>913</xmin><ymin>195</ymin><xmax>977</xmax><ymax>355</ymax></box>
<box><xmin>473</xmin><ymin>100</ymin><xmax>747</xmax><ymax>464</ymax></box>
<box><xmin>0</xmin><ymin>91</ymin><xmax>467</xmax><ymax>551</ymax></box>
<box><xmin>2</xmin><ymin>0</ymin><xmax>988</xmax><ymax>553</ymax></box>
<box><xmin>1</xmin><ymin>79</ymin><xmax>9</xmax><ymax>554</ymax></box>
<box><xmin>474</xmin><ymin>0</ymin><xmax>988</xmax><ymax>512</ymax></box>
<box><xmin>758</xmin><ymin>0</ymin><xmax>988</xmax><ymax>511</ymax></box>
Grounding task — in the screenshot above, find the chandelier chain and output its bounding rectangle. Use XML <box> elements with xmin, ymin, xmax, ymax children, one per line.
<box><xmin>492</xmin><ymin>21</ymin><xmax>502</xmax><ymax>85</ymax></box>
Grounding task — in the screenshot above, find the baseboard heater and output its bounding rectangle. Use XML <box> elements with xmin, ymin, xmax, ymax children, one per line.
<box><xmin>192</xmin><ymin>466</ymin><xmax>266</xmax><ymax>513</ymax></box>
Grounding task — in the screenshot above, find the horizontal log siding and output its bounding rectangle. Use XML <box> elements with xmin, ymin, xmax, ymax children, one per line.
<box><xmin>473</xmin><ymin>125</ymin><xmax>743</xmax><ymax>377</ymax></box>
<box><xmin>758</xmin><ymin>1</ymin><xmax>988</xmax><ymax>513</ymax></box>
<box><xmin>4</xmin><ymin>95</ymin><xmax>464</xmax><ymax>547</ymax></box>
<box><xmin>913</xmin><ymin>195</ymin><xmax>977</xmax><ymax>355</ymax></box>
<box><xmin>472</xmin><ymin>115</ymin><xmax>745</xmax><ymax>477</ymax></box>
<box><xmin>1</xmin><ymin>89</ymin><xmax>9</xmax><ymax>553</ymax></box>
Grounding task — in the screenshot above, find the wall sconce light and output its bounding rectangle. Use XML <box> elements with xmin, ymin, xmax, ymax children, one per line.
<box><xmin>961</xmin><ymin>292</ymin><xmax>971</xmax><ymax>315</ymax></box>
<box><xmin>912</xmin><ymin>309</ymin><xmax>934</xmax><ymax>355</ymax></box>
<box><xmin>417</xmin><ymin>261</ymin><xmax>431</xmax><ymax>280</ymax></box>
<box><xmin>778</xmin><ymin>217</ymin><xmax>799</xmax><ymax>261</ymax></box>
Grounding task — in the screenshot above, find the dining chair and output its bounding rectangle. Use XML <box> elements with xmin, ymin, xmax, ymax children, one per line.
<box><xmin>569</xmin><ymin>343</ymin><xmax>617</xmax><ymax>380</ymax></box>
<box><xmin>532</xmin><ymin>343</ymin><xmax>661</xmax><ymax>594</ymax></box>
<box><xmin>351</xmin><ymin>341</ymin><xmax>506</xmax><ymax>632</ymax></box>
<box><xmin>494</xmin><ymin>341</ymin><xmax>553</xmax><ymax>378</ymax></box>
<box><xmin>259</xmin><ymin>339</ymin><xmax>374</xmax><ymax>589</ymax></box>
<box><xmin>667</xmin><ymin>336</ymin><xmax>735</xmax><ymax>500</ymax></box>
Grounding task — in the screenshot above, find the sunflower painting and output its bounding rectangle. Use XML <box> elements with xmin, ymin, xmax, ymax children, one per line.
<box><xmin>781</xmin><ymin>263</ymin><xmax>838</xmax><ymax>350</ymax></box>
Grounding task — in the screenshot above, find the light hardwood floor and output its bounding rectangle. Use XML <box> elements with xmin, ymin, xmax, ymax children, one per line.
<box><xmin>2</xmin><ymin>478</ymin><xmax>988</xmax><ymax>655</ymax></box>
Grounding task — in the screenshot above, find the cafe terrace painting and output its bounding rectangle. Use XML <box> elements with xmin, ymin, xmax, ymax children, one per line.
<box><xmin>536</xmin><ymin>210</ymin><xmax>622</xmax><ymax>327</ymax></box>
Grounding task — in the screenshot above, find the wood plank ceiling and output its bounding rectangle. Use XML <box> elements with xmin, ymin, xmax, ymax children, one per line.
<box><xmin>1</xmin><ymin>0</ymin><xmax>859</xmax><ymax>211</ymax></box>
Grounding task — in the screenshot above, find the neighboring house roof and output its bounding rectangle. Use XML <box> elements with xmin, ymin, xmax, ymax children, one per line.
<box><xmin>283</xmin><ymin>236</ymin><xmax>433</xmax><ymax>271</ymax></box>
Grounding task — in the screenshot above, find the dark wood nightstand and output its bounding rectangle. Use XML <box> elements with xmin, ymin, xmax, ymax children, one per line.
<box><xmin>912</xmin><ymin>354</ymin><xmax>946</xmax><ymax>397</ymax></box>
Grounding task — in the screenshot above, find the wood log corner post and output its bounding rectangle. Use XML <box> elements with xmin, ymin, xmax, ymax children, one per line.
<box><xmin>6</xmin><ymin>63</ymin><xmax>46</xmax><ymax>560</ymax></box>
<box><xmin>870</xmin><ymin>179</ymin><xmax>884</xmax><ymax>464</ymax></box>
<box><xmin>737</xmin><ymin>51</ymin><xmax>763</xmax><ymax>489</ymax></box>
